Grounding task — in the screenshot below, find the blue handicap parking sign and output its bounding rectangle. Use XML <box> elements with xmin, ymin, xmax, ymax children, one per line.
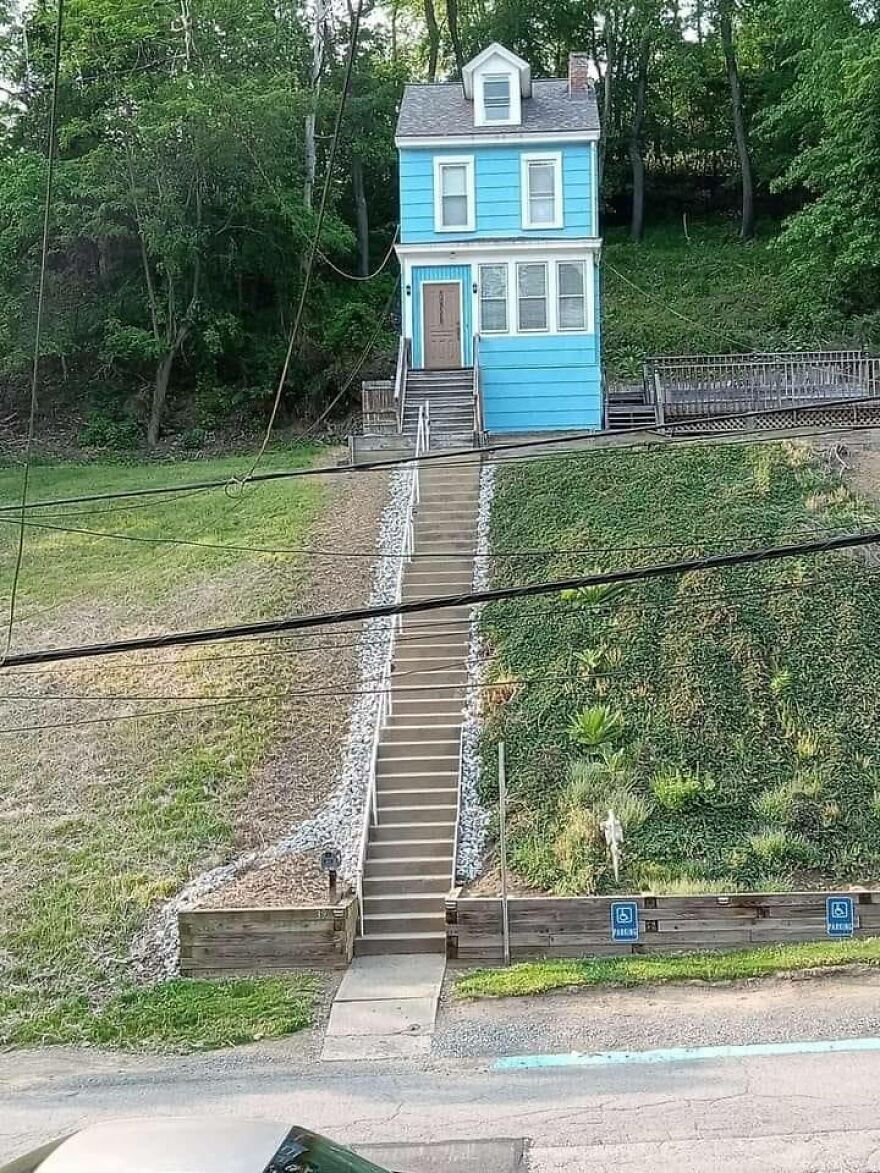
<box><xmin>610</xmin><ymin>900</ymin><xmax>640</xmax><ymax>943</ymax></box>
<box><xmin>826</xmin><ymin>896</ymin><xmax>855</xmax><ymax>938</ymax></box>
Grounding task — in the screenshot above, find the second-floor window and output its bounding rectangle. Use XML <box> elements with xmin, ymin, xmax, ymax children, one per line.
<box><xmin>434</xmin><ymin>158</ymin><xmax>475</xmax><ymax>232</ymax></box>
<box><xmin>522</xmin><ymin>154</ymin><xmax>563</xmax><ymax>229</ymax></box>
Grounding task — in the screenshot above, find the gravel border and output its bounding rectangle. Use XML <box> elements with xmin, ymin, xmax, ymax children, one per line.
<box><xmin>130</xmin><ymin>468</ymin><xmax>413</xmax><ymax>981</ymax></box>
<box><xmin>455</xmin><ymin>460</ymin><xmax>495</xmax><ymax>882</ymax></box>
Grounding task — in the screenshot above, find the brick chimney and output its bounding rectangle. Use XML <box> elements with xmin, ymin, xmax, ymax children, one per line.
<box><xmin>568</xmin><ymin>52</ymin><xmax>592</xmax><ymax>98</ymax></box>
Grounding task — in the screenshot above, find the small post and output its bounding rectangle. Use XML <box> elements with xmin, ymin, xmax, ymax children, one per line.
<box><xmin>321</xmin><ymin>848</ymin><xmax>342</xmax><ymax>905</ymax></box>
<box><xmin>498</xmin><ymin>740</ymin><xmax>511</xmax><ymax>967</ymax></box>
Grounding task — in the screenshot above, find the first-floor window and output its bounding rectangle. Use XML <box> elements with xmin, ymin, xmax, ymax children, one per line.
<box><xmin>517</xmin><ymin>262</ymin><xmax>548</xmax><ymax>332</ymax></box>
<box><xmin>557</xmin><ymin>260</ymin><xmax>588</xmax><ymax>331</ymax></box>
<box><xmin>479</xmin><ymin>264</ymin><xmax>508</xmax><ymax>333</ymax></box>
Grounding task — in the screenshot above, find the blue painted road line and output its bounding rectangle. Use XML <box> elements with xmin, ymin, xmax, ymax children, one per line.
<box><xmin>491</xmin><ymin>1036</ymin><xmax>880</xmax><ymax>1071</ymax></box>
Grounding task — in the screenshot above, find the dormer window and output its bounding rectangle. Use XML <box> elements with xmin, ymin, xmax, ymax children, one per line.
<box><xmin>482</xmin><ymin>74</ymin><xmax>511</xmax><ymax>122</ymax></box>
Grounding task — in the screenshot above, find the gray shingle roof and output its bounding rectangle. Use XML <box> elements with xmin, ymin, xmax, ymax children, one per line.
<box><xmin>395</xmin><ymin>78</ymin><xmax>599</xmax><ymax>140</ymax></box>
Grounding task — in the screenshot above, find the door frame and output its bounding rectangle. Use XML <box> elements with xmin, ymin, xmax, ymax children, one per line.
<box><xmin>419</xmin><ymin>279</ymin><xmax>465</xmax><ymax>369</ymax></box>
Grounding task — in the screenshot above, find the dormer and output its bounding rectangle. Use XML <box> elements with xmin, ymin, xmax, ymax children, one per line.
<box><xmin>462</xmin><ymin>43</ymin><xmax>532</xmax><ymax>129</ymax></box>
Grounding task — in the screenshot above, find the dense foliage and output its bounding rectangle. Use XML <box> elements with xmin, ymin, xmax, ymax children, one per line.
<box><xmin>1</xmin><ymin>0</ymin><xmax>879</xmax><ymax>442</ymax></box>
<box><xmin>483</xmin><ymin>443</ymin><xmax>880</xmax><ymax>894</ymax></box>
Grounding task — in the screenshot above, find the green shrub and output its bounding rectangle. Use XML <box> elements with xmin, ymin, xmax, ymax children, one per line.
<box><xmin>650</xmin><ymin>767</ymin><xmax>713</xmax><ymax>811</ymax></box>
<box><xmin>749</xmin><ymin>828</ymin><xmax>810</xmax><ymax>867</ymax></box>
<box><xmin>78</xmin><ymin>412</ymin><xmax>140</xmax><ymax>450</ymax></box>
<box><xmin>569</xmin><ymin>705</ymin><xmax>625</xmax><ymax>750</ymax></box>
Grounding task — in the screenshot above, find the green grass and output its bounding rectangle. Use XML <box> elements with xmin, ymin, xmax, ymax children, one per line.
<box><xmin>0</xmin><ymin>976</ymin><xmax>318</xmax><ymax>1051</ymax></box>
<box><xmin>0</xmin><ymin>447</ymin><xmax>331</xmax><ymax>1049</ymax></box>
<box><xmin>602</xmin><ymin>222</ymin><xmax>856</xmax><ymax>381</ymax></box>
<box><xmin>482</xmin><ymin>440</ymin><xmax>880</xmax><ymax>896</ymax></box>
<box><xmin>455</xmin><ymin>938</ymin><xmax>880</xmax><ymax>999</ymax></box>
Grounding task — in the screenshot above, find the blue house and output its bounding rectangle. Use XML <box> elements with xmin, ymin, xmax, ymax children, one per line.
<box><xmin>394</xmin><ymin>44</ymin><xmax>602</xmax><ymax>436</ymax></box>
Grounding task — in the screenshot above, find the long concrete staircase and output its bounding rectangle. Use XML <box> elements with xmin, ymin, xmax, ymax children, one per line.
<box><xmin>403</xmin><ymin>368</ymin><xmax>475</xmax><ymax>448</ymax></box>
<box><xmin>356</xmin><ymin>450</ymin><xmax>481</xmax><ymax>956</ymax></box>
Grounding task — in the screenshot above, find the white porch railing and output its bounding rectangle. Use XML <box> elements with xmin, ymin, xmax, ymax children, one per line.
<box><xmin>355</xmin><ymin>401</ymin><xmax>429</xmax><ymax>935</ymax></box>
<box><xmin>450</xmin><ymin>723</ymin><xmax>465</xmax><ymax>890</ymax></box>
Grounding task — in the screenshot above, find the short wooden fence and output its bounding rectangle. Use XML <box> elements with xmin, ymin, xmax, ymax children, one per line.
<box><xmin>179</xmin><ymin>898</ymin><xmax>358</xmax><ymax>977</ymax></box>
<box><xmin>361</xmin><ymin>379</ymin><xmax>397</xmax><ymax>433</ymax></box>
<box><xmin>645</xmin><ymin>351</ymin><xmax>880</xmax><ymax>424</ymax></box>
<box><xmin>446</xmin><ymin>892</ymin><xmax>880</xmax><ymax>963</ymax></box>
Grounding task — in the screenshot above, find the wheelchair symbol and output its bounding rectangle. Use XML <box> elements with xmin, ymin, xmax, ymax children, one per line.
<box><xmin>832</xmin><ymin>901</ymin><xmax>848</xmax><ymax>920</ymax></box>
<box><xmin>617</xmin><ymin>907</ymin><xmax>633</xmax><ymax>925</ymax></box>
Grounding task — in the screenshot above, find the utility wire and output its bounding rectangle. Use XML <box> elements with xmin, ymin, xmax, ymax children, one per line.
<box><xmin>2</xmin><ymin>0</ymin><xmax>65</xmax><ymax>664</ymax></box>
<box><xmin>317</xmin><ymin>225</ymin><xmax>399</xmax><ymax>282</ymax></box>
<box><xmin>3</xmin><ymin>526</ymin><xmax>879</xmax><ymax>668</ymax></box>
<box><xmin>2</xmin><ymin>400</ymin><xmax>877</xmax><ymax>515</ymax></box>
<box><xmin>244</xmin><ymin>0</ymin><xmax>363</xmax><ymax>483</ymax></box>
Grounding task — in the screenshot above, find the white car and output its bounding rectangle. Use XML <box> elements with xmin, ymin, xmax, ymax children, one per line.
<box><xmin>0</xmin><ymin>1119</ymin><xmax>394</xmax><ymax>1173</ymax></box>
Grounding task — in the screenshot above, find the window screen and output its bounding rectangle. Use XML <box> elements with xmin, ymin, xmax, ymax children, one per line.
<box><xmin>557</xmin><ymin>261</ymin><xmax>587</xmax><ymax>330</ymax></box>
<box><xmin>440</xmin><ymin>164</ymin><xmax>469</xmax><ymax>228</ymax></box>
<box><xmin>517</xmin><ymin>263</ymin><xmax>548</xmax><ymax>332</ymax></box>
<box><xmin>483</xmin><ymin>75</ymin><xmax>511</xmax><ymax>121</ymax></box>
<box><xmin>527</xmin><ymin>161</ymin><xmax>557</xmax><ymax>226</ymax></box>
<box><xmin>479</xmin><ymin>264</ymin><xmax>508</xmax><ymax>333</ymax></box>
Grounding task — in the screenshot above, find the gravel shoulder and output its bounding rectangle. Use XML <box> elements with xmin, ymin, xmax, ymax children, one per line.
<box><xmin>433</xmin><ymin>966</ymin><xmax>880</xmax><ymax>1058</ymax></box>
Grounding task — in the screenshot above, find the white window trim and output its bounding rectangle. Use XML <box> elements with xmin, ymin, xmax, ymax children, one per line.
<box><xmin>475</xmin><ymin>69</ymin><xmax>521</xmax><ymax>128</ymax></box>
<box><xmin>478</xmin><ymin>263</ymin><xmax>509</xmax><ymax>335</ymax></box>
<box><xmin>521</xmin><ymin>152</ymin><xmax>564</xmax><ymax>231</ymax></box>
<box><xmin>556</xmin><ymin>259</ymin><xmax>588</xmax><ymax>333</ymax></box>
<box><xmin>516</xmin><ymin>261</ymin><xmax>550</xmax><ymax>334</ymax></box>
<box><xmin>433</xmin><ymin>155</ymin><xmax>475</xmax><ymax>233</ymax></box>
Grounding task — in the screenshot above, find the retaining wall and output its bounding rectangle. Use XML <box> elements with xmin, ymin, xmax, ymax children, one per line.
<box><xmin>179</xmin><ymin>898</ymin><xmax>358</xmax><ymax>977</ymax></box>
<box><xmin>445</xmin><ymin>891</ymin><xmax>880</xmax><ymax>963</ymax></box>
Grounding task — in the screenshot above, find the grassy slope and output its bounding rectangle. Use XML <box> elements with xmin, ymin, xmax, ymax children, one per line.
<box><xmin>482</xmin><ymin>442</ymin><xmax>880</xmax><ymax>896</ymax></box>
<box><xmin>456</xmin><ymin>939</ymin><xmax>880</xmax><ymax>999</ymax></box>
<box><xmin>602</xmin><ymin>222</ymin><xmax>842</xmax><ymax>381</ymax></box>
<box><xmin>0</xmin><ymin>449</ymin><xmax>327</xmax><ymax>1048</ymax></box>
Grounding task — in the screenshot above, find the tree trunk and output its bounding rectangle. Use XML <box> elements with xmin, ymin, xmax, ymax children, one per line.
<box><xmin>147</xmin><ymin>348</ymin><xmax>176</xmax><ymax>448</ymax></box>
<box><xmin>304</xmin><ymin>0</ymin><xmax>328</xmax><ymax>209</ymax></box>
<box><xmin>598</xmin><ymin>29</ymin><xmax>615</xmax><ymax>188</ymax></box>
<box><xmin>352</xmin><ymin>155</ymin><xmax>370</xmax><ymax>278</ymax></box>
<box><xmin>719</xmin><ymin>2</ymin><xmax>755</xmax><ymax>241</ymax></box>
<box><xmin>424</xmin><ymin>0</ymin><xmax>440</xmax><ymax>81</ymax></box>
<box><xmin>628</xmin><ymin>37</ymin><xmax>649</xmax><ymax>242</ymax></box>
<box><xmin>446</xmin><ymin>0</ymin><xmax>464</xmax><ymax>76</ymax></box>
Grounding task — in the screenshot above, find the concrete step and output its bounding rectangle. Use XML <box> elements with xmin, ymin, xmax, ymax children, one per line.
<box><xmin>377</xmin><ymin>803</ymin><xmax>458</xmax><ymax>824</ymax></box>
<box><xmin>377</xmin><ymin>744</ymin><xmax>461</xmax><ymax>766</ymax></box>
<box><xmin>362</xmin><ymin>873</ymin><xmax>449</xmax><ymax>895</ymax></box>
<box><xmin>376</xmin><ymin>785</ymin><xmax>459</xmax><ymax>804</ymax></box>
<box><xmin>365</xmin><ymin>855</ymin><xmax>453</xmax><ymax>878</ymax></box>
<box><xmin>404</xmin><ymin>564</ymin><xmax>474</xmax><ymax>581</ymax></box>
<box><xmin>380</xmin><ymin>724</ymin><xmax>461</xmax><ymax>744</ymax></box>
<box><xmin>385</xmin><ymin>708</ymin><xmax>466</xmax><ymax>726</ymax></box>
<box><xmin>371</xmin><ymin>821</ymin><xmax>454</xmax><ymax>843</ymax></box>
<box><xmin>354</xmin><ymin>932</ymin><xmax>446</xmax><ymax>956</ymax></box>
<box><xmin>367</xmin><ymin>838</ymin><xmax>454</xmax><ymax>860</ymax></box>
<box><xmin>363</xmin><ymin>893</ymin><xmax>448</xmax><ymax>916</ymax></box>
<box><xmin>393</xmin><ymin>640</ymin><xmax>468</xmax><ymax>657</ymax></box>
<box><xmin>377</xmin><ymin>770</ymin><xmax>460</xmax><ymax>790</ymax></box>
<box><xmin>362</xmin><ymin>910</ymin><xmax>447</xmax><ymax>935</ymax></box>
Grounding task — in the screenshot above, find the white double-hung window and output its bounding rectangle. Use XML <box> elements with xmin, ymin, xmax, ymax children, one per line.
<box><xmin>479</xmin><ymin>264</ymin><xmax>508</xmax><ymax>334</ymax></box>
<box><xmin>517</xmin><ymin>262</ymin><xmax>549</xmax><ymax>332</ymax></box>
<box><xmin>482</xmin><ymin>74</ymin><xmax>512</xmax><ymax>122</ymax></box>
<box><xmin>434</xmin><ymin>157</ymin><xmax>475</xmax><ymax>232</ymax></box>
<box><xmin>557</xmin><ymin>260</ymin><xmax>588</xmax><ymax>331</ymax></box>
<box><xmin>522</xmin><ymin>153</ymin><xmax>563</xmax><ymax>229</ymax></box>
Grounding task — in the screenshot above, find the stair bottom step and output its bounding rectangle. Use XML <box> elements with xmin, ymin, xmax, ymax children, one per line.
<box><xmin>354</xmin><ymin>932</ymin><xmax>446</xmax><ymax>956</ymax></box>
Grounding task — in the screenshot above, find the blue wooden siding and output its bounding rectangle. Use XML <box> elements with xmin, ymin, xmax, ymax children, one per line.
<box><xmin>410</xmin><ymin>265</ymin><xmax>473</xmax><ymax>368</ymax></box>
<box><xmin>479</xmin><ymin>334</ymin><xmax>602</xmax><ymax>432</ymax></box>
<box><xmin>400</xmin><ymin>144</ymin><xmax>595</xmax><ymax>244</ymax></box>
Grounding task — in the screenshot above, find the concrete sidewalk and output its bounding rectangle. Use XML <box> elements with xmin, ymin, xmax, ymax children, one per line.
<box><xmin>321</xmin><ymin>954</ymin><xmax>446</xmax><ymax>1061</ymax></box>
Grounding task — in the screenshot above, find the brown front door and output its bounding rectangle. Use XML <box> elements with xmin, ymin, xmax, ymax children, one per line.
<box><xmin>423</xmin><ymin>282</ymin><xmax>462</xmax><ymax>369</ymax></box>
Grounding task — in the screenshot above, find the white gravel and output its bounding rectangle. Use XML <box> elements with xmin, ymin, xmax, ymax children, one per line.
<box><xmin>455</xmin><ymin>460</ymin><xmax>495</xmax><ymax>883</ymax></box>
<box><xmin>130</xmin><ymin>468</ymin><xmax>413</xmax><ymax>982</ymax></box>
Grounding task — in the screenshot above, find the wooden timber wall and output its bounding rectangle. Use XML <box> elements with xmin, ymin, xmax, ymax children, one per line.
<box><xmin>446</xmin><ymin>892</ymin><xmax>880</xmax><ymax>963</ymax></box>
<box><xmin>179</xmin><ymin>899</ymin><xmax>358</xmax><ymax>977</ymax></box>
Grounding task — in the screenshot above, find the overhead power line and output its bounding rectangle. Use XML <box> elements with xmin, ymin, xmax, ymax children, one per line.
<box><xmin>3</xmin><ymin>526</ymin><xmax>878</xmax><ymax>669</ymax></box>
<box><xmin>2</xmin><ymin>402</ymin><xmax>878</xmax><ymax>515</ymax></box>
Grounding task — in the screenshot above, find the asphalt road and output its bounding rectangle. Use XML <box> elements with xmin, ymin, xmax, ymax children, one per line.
<box><xmin>5</xmin><ymin>974</ymin><xmax>880</xmax><ymax>1171</ymax></box>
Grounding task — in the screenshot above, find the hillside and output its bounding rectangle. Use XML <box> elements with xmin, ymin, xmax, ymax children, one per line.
<box><xmin>480</xmin><ymin>440</ymin><xmax>880</xmax><ymax>896</ymax></box>
<box><xmin>0</xmin><ymin>449</ymin><xmax>386</xmax><ymax>1047</ymax></box>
